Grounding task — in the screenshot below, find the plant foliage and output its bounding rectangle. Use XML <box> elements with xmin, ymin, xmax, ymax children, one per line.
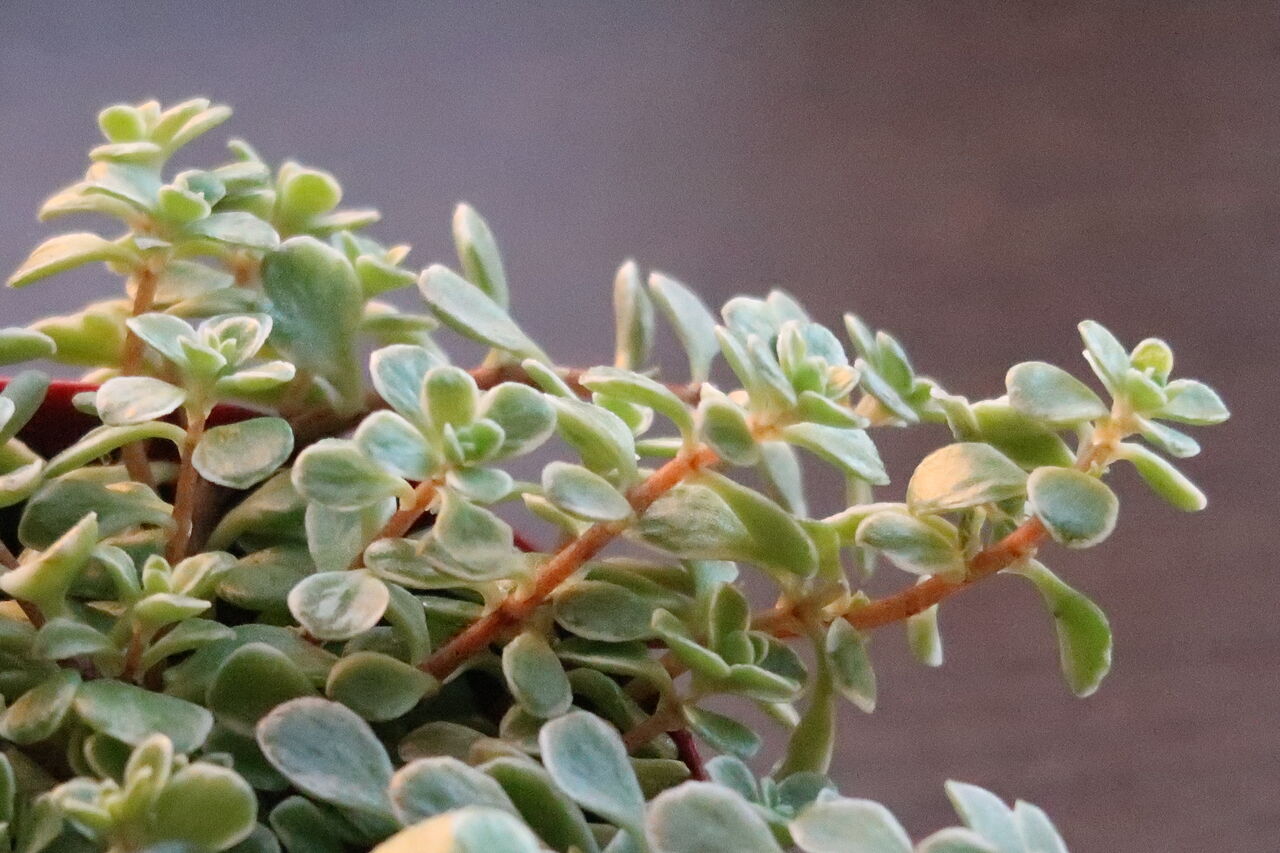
<box><xmin>0</xmin><ymin>99</ymin><xmax>1228</xmax><ymax>852</ymax></box>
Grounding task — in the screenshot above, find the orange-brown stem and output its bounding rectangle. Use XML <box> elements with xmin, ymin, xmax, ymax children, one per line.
<box><xmin>165</xmin><ymin>411</ymin><xmax>207</xmax><ymax>563</ymax></box>
<box><xmin>423</xmin><ymin>446</ymin><xmax>719</xmax><ymax>680</ymax></box>
<box><xmin>350</xmin><ymin>480</ymin><xmax>440</xmax><ymax>570</ymax></box>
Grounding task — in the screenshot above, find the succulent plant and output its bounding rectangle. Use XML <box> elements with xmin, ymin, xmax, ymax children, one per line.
<box><xmin>0</xmin><ymin>98</ymin><xmax>1228</xmax><ymax>852</ymax></box>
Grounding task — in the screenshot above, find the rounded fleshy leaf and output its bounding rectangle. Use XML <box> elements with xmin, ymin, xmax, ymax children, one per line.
<box><xmin>791</xmin><ymin>797</ymin><xmax>911</xmax><ymax>853</ymax></box>
<box><xmin>256</xmin><ymin>697</ymin><xmax>394</xmax><ymax>817</ymax></box>
<box><xmin>194</xmin><ymin>417</ymin><xmax>294</xmax><ymax>489</ymax></box>
<box><xmin>647</xmin><ymin>781</ymin><xmax>782</xmax><ymax>853</ymax></box>
<box><xmin>1006</xmin><ymin>362</ymin><xmax>1108</xmax><ymax>427</ymax></box>
<box><xmin>150</xmin><ymin>763</ymin><xmax>257</xmax><ymax>850</ymax></box>
<box><xmin>419</xmin><ymin>264</ymin><xmax>545</xmax><ymax>360</ymax></box>
<box><xmin>389</xmin><ymin>756</ymin><xmax>516</xmax><ymax>825</ymax></box>
<box><xmin>855</xmin><ymin>511</ymin><xmax>964</xmax><ymax>580</ymax></box>
<box><xmin>1015</xmin><ymin>561</ymin><xmax>1112</xmax><ymax>698</ymax></box>
<box><xmin>326</xmin><ymin>651</ymin><xmax>436</xmax><ymax>722</ymax></box>
<box><xmin>74</xmin><ymin>680</ymin><xmax>212</xmax><ymax>753</ymax></box>
<box><xmin>288</xmin><ymin>570</ymin><xmax>390</xmax><ymax>641</ymax></box>
<box><xmin>542</xmin><ymin>461</ymin><xmax>632</xmax><ymax>522</ymax></box>
<box><xmin>371</xmin><ymin>807</ymin><xmax>541</xmax><ymax>853</ymax></box>
<box><xmin>1026</xmin><ymin>467</ymin><xmax>1119</xmax><ymax>548</ymax></box>
<box><xmin>907</xmin><ymin>443</ymin><xmax>1028</xmax><ymax>513</ymax></box>
<box><xmin>0</xmin><ymin>670</ymin><xmax>81</xmax><ymax>744</ymax></box>
<box><xmin>502</xmin><ymin>632</ymin><xmax>572</xmax><ymax>719</ymax></box>
<box><xmin>207</xmin><ymin>642</ymin><xmax>317</xmax><ymax>736</ymax></box>
<box><xmin>292</xmin><ymin>438</ymin><xmax>409</xmax><ymax>510</ymax></box>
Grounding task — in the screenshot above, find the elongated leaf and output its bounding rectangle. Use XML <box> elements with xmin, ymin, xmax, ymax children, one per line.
<box><xmin>649</xmin><ymin>272</ymin><xmax>719</xmax><ymax>383</ymax></box>
<box><xmin>45</xmin><ymin>422</ymin><xmax>186</xmax><ymax>478</ymax></box>
<box><xmin>453</xmin><ymin>203</ymin><xmax>509</xmax><ymax>307</ymax></box>
<box><xmin>855</xmin><ymin>511</ymin><xmax>964</xmax><ymax>579</ymax></box>
<box><xmin>8</xmin><ymin>232</ymin><xmax>135</xmax><ymax>287</ymax></box>
<box><xmin>539</xmin><ymin>711</ymin><xmax>646</xmax><ymax>834</ymax></box>
<box><xmin>1014</xmin><ymin>561</ymin><xmax>1112</xmax><ymax>697</ymax></box>
<box><xmin>944</xmin><ymin>782</ymin><xmax>1022</xmax><ymax>853</ymax></box>
<box><xmin>783</xmin><ymin>422</ymin><xmax>888</xmax><ymax>485</ymax></box>
<box><xmin>419</xmin><ymin>265</ymin><xmax>545</xmax><ymax>360</ymax></box>
<box><xmin>502</xmin><ymin>632</ymin><xmax>572</xmax><ymax>719</ymax></box>
<box><xmin>75</xmin><ymin>680</ymin><xmax>212</xmax><ymax>753</ymax></box>
<box><xmin>613</xmin><ymin>260</ymin><xmax>653</xmax><ymax>370</ymax></box>
<box><xmin>543</xmin><ymin>461</ymin><xmax>632</xmax><ymax>522</ymax></box>
<box><xmin>1115</xmin><ymin>442</ymin><xmax>1206</xmax><ymax>511</ymax></box>
<box><xmin>825</xmin><ymin>620</ymin><xmax>876</xmax><ymax>712</ymax></box>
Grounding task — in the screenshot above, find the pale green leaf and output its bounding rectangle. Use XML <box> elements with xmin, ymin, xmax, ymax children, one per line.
<box><xmin>945</xmin><ymin>782</ymin><xmax>1022</xmax><ymax>853</ymax></box>
<box><xmin>151</xmin><ymin>763</ymin><xmax>258</xmax><ymax>851</ymax></box>
<box><xmin>75</xmin><ymin>680</ymin><xmax>212</xmax><ymax>753</ymax></box>
<box><xmin>326</xmin><ymin>651</ymin><xmax>436</xmax><ymax>722</ymax></box>
<box><xmin>792</xmin><ymin>798</ymin><xmax>911</xmax><ymax>853</ymax></box>
<box><xmin>543</xmin><ymin>461</ymin><xmax>632</xmax><ymax>522</ymax></box>
<box><xmin>1159</xmin><ymin>379</ymin><xmax>1229</xmax><ymax>425</ymax></box>
<box><xmin>292</xmin><ymin>438</ymin><xmax>409</xmax><ymax>510</ymax></box>
<box><xmin>8</xmin><ymin>232</ymin><xmax>135</xmax><ymax>288</ymax></box>
<box><xmin>1006</xmin><ymin>362</ymin><xmax>1108</xmax><ymax>427</ymax></box>
<box><xmin>647</xmin><ymin>782</ymin><xmax>782</xmax><ymax>853</ymax></box>
<box><xmin>256</xmin><ymin>697</ymin><xmax>394</xmax><ymax>817</ymax></box>
<box><xmin>502</xmin><ymin>631</ymin><xmax>572</xmax><ymax>719</ymax></box>
<box><xmin>1115</xmin><ymin>442</ymin><xmax>1206</xmax><ymax>511</ymax></box>
<box><xmin>194</xmin><ymin>417</ymin><xmax>294</xmax><ymax>489</ymax></box>
<box><xmin>288</xmin><ymin>570</ymin><xmax>389</xmax><ymax>641</ymax></box>
<box><xmin>539</xmin><ymin>711</ymin><xmax>646</xmax><ymax>833</ymax></box>
<box><xmin>419</xmin><ymin>264</ymin><xmax>546</xmax><ymax>360</ymax></box>
<box><xmin>907</xmin><ymin>443</ymin><xmax>1027</xmax><ymax>513</ymax></box>
<box><xmin>371</xmin><ymin>807</ymin><xmax>541</xmax><ymax>853</ymax></box>
<box><xmin>453</xmin><ymin>203</ymin><xmax>509</xmax><ymax>307</ymax></box>
<box><xmin>1014</xmin><ymin>560</ymin><xmax>1111</xmax><ymax>697</ymax></box>
<box><xmin>783</xmin><ymin>422</ymin><xmax>888</xmax><ymax>485</ymax></box>
<box><xmin>825</xmin><ymin>620</ymin><xmax>876</xmax><ymax>712</ymax></box>
<box><xmin>855</xmin><ymin>511</ymin><xmax>964</xmax><ymax>579</ymax></box>
<box><xmin>649</xmin><ymin>272</ymin><xmax>719</xmax><ymax>383</ymax></box>
<box><xmin>613</xmin><ymin>260</ymin><xmax>654</xmax><ymax>370</ymax></box>
<box><xmin>1025</xmin><ymin>467</ymin><xmax>1118</xmax><ymax>548</ymax></box>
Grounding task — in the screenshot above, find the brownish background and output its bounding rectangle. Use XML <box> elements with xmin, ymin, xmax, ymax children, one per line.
<box><xmin>1</xmin><ymin>2</ymin><xmax>1277</xmax><ymax>850</ymax></box>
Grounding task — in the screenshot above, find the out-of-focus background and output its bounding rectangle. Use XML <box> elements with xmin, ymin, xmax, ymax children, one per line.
<box><xmin>1</xmin><ymin>2</ymin><xmax>1276</xmax><ymax>849</ymax></box>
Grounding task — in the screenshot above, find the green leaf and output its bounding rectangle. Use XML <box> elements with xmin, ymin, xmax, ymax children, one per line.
<box><xmin>553</xmin><ymin>581</ymin><xmax>654</xmax><ymax>642</ymax></box>
<box><xmin>970</xmin><ymin>400</ymin><xmax>1075</xmax><ymax>470</ymax></box>
<box><xmin>139</xmin><ymin>619</ymin><xmax>234</xmax><ymax>672</ymax></box>
<box><xmin>647</xmin><ymin>782</ymin><xmax>782</xmax><ymax>853</ymax></box>
<box><xmin>825</xmin><ymin>620</ymin><xmax>876</xmax><ymax>712</ymax></box>
<box><xmin>453</xmin><ymin>203</ymin><xmax>509</xmax><ymax>307</ymax></box>
<box><xmin>432</xmin><ymin>490</ymin><xmax>520</xmax><ymax>580</ymax></box>
<box><xmin>855</xmin><ymin>511</ymin><xmax>964</xmax><ymax>579</ymax></box>
<box><xmin>791</xmin><ymin>798</ymin><xmax>911</xmax><ymax>853</ymax></box>
<box><xmin>20</xmin><ymin>468</ymin><xmax>171</xmax><ymax>549</ymax></box>
<box><xmin>782</xmin><ymin>422</ymin><xmax>888</xmax><ymax>485</ymax></box>
<box><xmin>0</xmin><ymin>328</ymin><xmax>55</xmax><ymax>364</ymax></box>
<box><xmin>915</xmin><ymin>828</ymin><xmax>999</xmax><ymax>853</ymax></box>
<box><xmin>1006</xmin><ymin>362</ymin><xmax>1108</xmax><ymax>427</ymax></box>
<box><xmin>698</xmin><ymin>397</ymin><xmax>758</xmax><ymax>465</ymax></box>
<box><xmin>906</xmin><ymin>443</ymin><xmax>1028</xmax><ymax>513</ymax></box>
<box><xmin>45</xmin><ymin>421</ymin><xmax>186</xmax><ymax>478</ymax></box>
<box><xmin>419</xmin><ymin>264</ymin><xmax>546</xmax><ymax>360</ymax></box>
<box><xmin>0</xmin><ymin>369</ymin><xmax>49</xmax><ymax>443</ymax></box>
<box><xmin>1014</xmin><ymin>561</ymin><xmax>1112</xmax><ymax>697</ymax></box>
<box><xmin>549</xmin><ymin>396</ymin><xmax>637</xmax><ymax>483</ymax></box>
<box><xmin>370</xmin><ymin>344</ymin><xmax>444</xmax><ymax>422</ymax></box>
<box><xmin>1078</xmin><ymin>320</ymin><xmax>1129</xmax><ymax>392</ymax></box>
<box><xmin>306</xmin><ymin>500</ymin><xmax>394</xmax><ymax>574</ymax></box>
<box><xmin>357</xmin><ymin>407</ymin><xmax>435</xmax><ymax>481</ymax></box>
<box><xmin>1012</xmin><ymin>800</ymin><xmax>1068</xmax><ymax>853</ymax></box>
<box><xmin>478</xmin><ymin>382</ymin><xmax>556</xmax><ymax>459</ymax></box>
<box><xmin>390</xmin><ymin>757</ymin><xmax>516</xmax><ymax>825</ymax></box>
<box><xmin>907</xmin><ymin>603</ymin><xmax>943</xmax><ymax>667</ymax></box>
<box><xmin>503</xmin><ymin>632</ymin><xmax>573</xmax><ymax>719</ymax></box>
<box><xmin>682</xmin><ymin>706</ymin><xmax>761</xmax><ymax>759</ymax></box>
<box><xmin>194</xmin><ymin>417</ymin><xmax>294</xmax><ymax>489</ymax></box>
<box><xmin>543</xmin><ymin>461</ymin><xmax>632</xmax><ymax>522</ymax></box>
<box><xmin>650</xmin><ymin>609</ymin><xmax>730</xmax><ymax>681</ymax></box>
<box><xmin>0</xmin><ymin>513</ymin><xmax>99</xmax><ymax>616</ymax></box>
<box><xmin>1135</xmin><ymin>416</ymin><xmax>1199</xmax><ymax>459</ymax></box>
<box><xmin>187</xmin><ymin>212</ymin><xmax>280</xmax><ymax>251</ymax></box>
<box><xmin>207</xmin><ymin>642</ymin><xmax>317</xmax><ymax>737</ymax></box>
<box><xmin>539</xmin><ymin>711</ymin><xmax>646</xmax><ymax>834</ymax></box>
<box><xmin>1159</xmin><ymin>379</ymin><xmax>1229</xmax><ymax>425</ymax></box>
<box><xmin>292</xmin><ymin>438</ymin><xmax>409</xmax><ymax>510</ymax></box>
<box><xmin>8</xmin><ymin>232</ymin><xmax>136</xmax><ymax>287</ymax></box>
<box><xmin>483</xmin><ymin>757</ymin><xmax>601</xmax><ymax>853</ymax></box>
<box><xmin>261</xmin><ymin>236</ymin><xmax>363</xmax><ymax>406</ymax></box>
<box><xmin>288</xmin><ymin>570</ymin><xmax>390</xmax><ymax>641</ymax></box>
<box><xmin>0</xmin><ymin>670</ymin><xmax>80</xmax><ymax>744</ymax></box>
<box><xmin>701</xmin><ymin>472</ymin><xmax>817</xmax><ymax>577</ymax></box>
<box><xmin>1115</xmin><ymin>442</ymin><xmax>1207</xmax><ymax>511</ymax></box>
<box><xmin>649</xmin><ymin>272</ymin><xmax>719</xmax><ymax>383</ymax></box>
<box><xmin>92</xmin><ymin>376</ymin><xmax>186</xmax><ymax>426</ymax></box>
<box><xmin>371</xmin><ymin>807</ymin><xmax>541</xmax><ymax>853</ymax></box>
<box><xmin>127</xmin><ymin>313</ymin><xmax>198</xmax><ymax>364</ymax></box>
<box><xmin>613</xmin><ymin>260</ymin><xmax>654</xmax><ymax>370</ymax></box>
<box><xmin>257</xmin><ymin>697</ymin><xmax>394</xmax><ymax>817</ymax></box>
<box><xmin>580</xmin><ymin>367</ymin><xmax>693</xmax><ymax>435</ymax></box>
<box><xmin>326</xmin><ymin>651</ymin><xmax>436</xmax><ymax>722</ymax></box>
<box><xmin>1025</xmin><ymin>467</ymin><xmax>1118</xmax><ymax>548</ymax></box>
<box><xmin>150</xmin><ymin>763</ymin><xmax>258</xmax><ymax>851</ymax></box>
<box><xmin>32</xmin><ymin>618</ymin><xmax>113</xmax><ymax>661</ymax></box>
<box><xmin>944</xmin><ymin>782</ymin><xmax>1022</xmax><ymax>853</ymax></box>
<box><xmin>75</xmin><ymin>680</ymin><xmax>212</xmax><ymax>753</ymax></box>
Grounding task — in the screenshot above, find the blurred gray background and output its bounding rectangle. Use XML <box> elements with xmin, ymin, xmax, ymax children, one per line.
<box><xmin>1</xmin><ymin>2</ymin><xmax>1277</xmax><ymax>850</ymax></box>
